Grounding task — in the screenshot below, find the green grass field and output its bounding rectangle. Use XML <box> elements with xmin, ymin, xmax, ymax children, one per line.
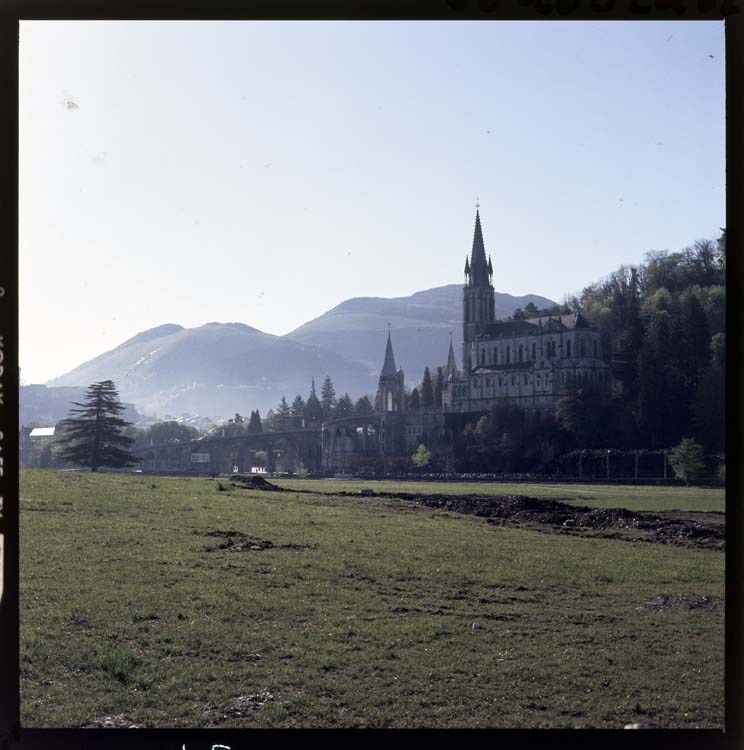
<box><xmin>20</xmin><ymin>469</ymin><xmax>724</xmax><ymax>728</ymax></box>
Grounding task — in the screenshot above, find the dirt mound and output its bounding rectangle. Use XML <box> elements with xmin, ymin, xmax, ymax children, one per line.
<box><xmin>229</xmin><ymin>474</ymin><xmax>281</xmax><ymax>491</ymax></box>
<box><xmin>638</xmin><ymin>593</ymin><xmax>723</xmax><ymax>611</ymax></box>
<box><xmin>359</xmin><ymin>491</ymin><xmax>723</xmax><ymax>547</ymax></box>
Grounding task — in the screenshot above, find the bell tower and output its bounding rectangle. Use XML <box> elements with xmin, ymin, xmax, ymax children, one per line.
<box><xmin>462</xmin><ymin>204</ymin><xmax>495</xmax><ymax>371</ymax></box>
<box><xmin>376</xmin><ymin>326</ymin><xmax>405</xmax><ymax>455</ymax></box>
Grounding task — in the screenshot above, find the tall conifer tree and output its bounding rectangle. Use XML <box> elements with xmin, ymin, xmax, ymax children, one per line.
<box><xmin>421</xmin><ymin>367</ymin><xmax>434</xmax><ymax>408</ymax></box>
<box><xmin>304</xmin><ymin>379</ymin><xmax>324</xmax><ymax>425</ymax></box>
<box><xmin>57</xmin><ymin>380</ymin><xmax>140</xmax><ymax>472</ymax></box>
<box><xmin>321</xmin><ymin>375</ymin><xmax>337</xmax><ymax>418</ymax></box>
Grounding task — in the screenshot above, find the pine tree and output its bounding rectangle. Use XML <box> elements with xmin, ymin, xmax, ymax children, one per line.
<box><xmin>291</xmin><ymin>395</ymin><xmax>306</xmax><ymax>428</ymax></box>
<box><xmin>335</xmin><ymin>393</ymin><xmax>353</xmax><ymax>418</ymax></box>
<box><xmin>276</xmin><ymin>396</ymin><xmax>292</xmax><ymax>431</ymax></box>
<box><xmin>263</xmin><ymin>408</ymin><xmax>276</xmax><ymax>432</ymax></box>
<box><xmin>409</xmin><ymin>387</ymin><xmax>421</xmax><ymax>409</ymax></box>
<box><xmin>354</xmin><ymin>395</ymin><xmax>374</xmax><ymax>416</ymax></box>
<box><xmin>421</xmin><ymin>367</ymin><xmax>434</xmax><ymax>408</ymax></box>
<box><xmin>434</xmin><ymin>366</ymin><xmax>444</xmax><ymax>407</ymax></box>
<box><xmin>678</xmin><ymin>290</ymin><xmax>710</xmax><ymax>388</ymax></box>
<box><xmin>304</xmin><ymin>379</ymin><xmax>324</xmax><ymax>425</ymax></box>
<box><xmin>247</xmin><ymin>410</ymin><xmax>263</xmax><ymax>433</ymax></box>
<box><xmin>321</xmin><ymin>375</ymin><xmax>336</xmax><ymax>418</ymax></box>
<box><xmin>57</xmin><ymin>380</ymin><xmax>140</xmax><ymax>472</ymax></box>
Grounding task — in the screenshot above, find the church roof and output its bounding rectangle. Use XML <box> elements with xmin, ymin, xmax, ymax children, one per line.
<box><xmin>524</xmin><ymin>313</ymin><xmax>592</xmax><ymax>330</ymax></box>
<box><xmin>380</xmin><ymin>330</ymin><xmax>398</xmax><ymax>378</ymax></box>
<box><xmin>481</xmin><ymin>320</ymin><xmax>538</xmax><ymax>337</ymax></box>
<box><xmin>469</xmin><ymin>210</ymin><xmax>490</xmax><ymax>286</ymax></box>
<box><xmin>480</xmin><ymin>313</ymin><xmax>594</xmax><ymax>339</ymax></box>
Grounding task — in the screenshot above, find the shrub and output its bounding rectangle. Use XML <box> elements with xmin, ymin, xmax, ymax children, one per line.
<box><xmin>668</xmin><ymin>438</ymin><xmax>706</xmax><ymax>487</ymax></box>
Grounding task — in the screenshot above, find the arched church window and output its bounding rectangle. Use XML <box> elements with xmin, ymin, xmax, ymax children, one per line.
<box><xmin>506</xmin><ymin>346</ymin><xmax>511</xmax><ymax>363</ymax></box>
<box><xmin>519</xmin><ymin>344</ymin><xmax>524</xmax><ymax>362</ymax></box>
<box><xmin>581</xmin><ymin>340</ymin><xmax>587</xmax><ymax>357</ymax></box>
<box><xmin>481</xmin><ymin>349</ymin><xmax>486</xmax><ymax>365</ymax></box>
<box><xmin>566</xmin><ymin>340</ymin><xmax>571</xmax><ymax>358</ymax></box>
<box><xmin>387</xmin><ymin>391</ymin><xmax>393</xmax><ymax>412</ymax></box>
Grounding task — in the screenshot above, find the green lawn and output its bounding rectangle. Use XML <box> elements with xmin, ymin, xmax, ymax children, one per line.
<box><xmin>276</xmin><ymin>478</ymin><xmax>725</xmax><ymax>513</ymax></box>
<box><xmin>20</xmin><ymin>469</ymin><xmax>724</xmax><ymax>728</ymax></box>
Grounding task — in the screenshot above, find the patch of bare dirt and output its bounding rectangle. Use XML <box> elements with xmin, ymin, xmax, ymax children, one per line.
<box><xmin>195</xmin><ymin>530</ymin><xmax>316</xmax><ymax>552</ymax></box>
<box><xmin>81</xmin><ymin>714</ymin><xmax>139</xmax><ymax>728</ymax></box>
<box><xmin>351</xmin><ymin>492</ymin><xmax>724</xmax><ymax>548</ymax></box>
<box><xmin>202</xmin><ymin>691</ymin><xmax>275</xmax><ymax>718</ymax></box>
<box><xmin>638</xmin><ymin>593</ymin><xmax>723</xmax><ymax>612</ymax></box>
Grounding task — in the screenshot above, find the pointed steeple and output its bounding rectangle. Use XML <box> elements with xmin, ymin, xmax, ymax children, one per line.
<box><xmin>464</xmin><ymin>256</ymin><xmax>470</xmax><ymax>278</ymax></box>
<box><xmin>445</xmin><ymin>332</ymin><xmax>458</xmax><ymax>379</ymax></box>
<box><xmin>487</xmin><ymin>254</ymin><xmax>493</xmax><ymax>279</ymax></box>
<box><xmin>380</xmin><ymin>325</ymin><xmax>398</xmax><ymax>378</ymax></box>
<box><xmin>470</xmin><ymin>209</ymin><xmax>489</xmax><ymax>286</ymax></box>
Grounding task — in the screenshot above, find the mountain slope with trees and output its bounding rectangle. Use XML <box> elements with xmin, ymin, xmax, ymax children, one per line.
<box><xmin>442</xmin><ymin>233</ymin><xmax>725</xmax><ymax>478</ymax></box>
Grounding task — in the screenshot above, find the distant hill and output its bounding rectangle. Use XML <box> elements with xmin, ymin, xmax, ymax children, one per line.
<box><xmin>286</xmin><ymin>285</ymin><xmax>556</xmax><ymax>383</ymax></box>
<box><xmin>47</xmin><ymin>285</ymin><xmax>555</xmax><ymax>420</ymax></box>
<box><xmin>48</xmin><ymin>322</ymin><xmax>376</xmax><ymax>419</ymax></box>
<box><xmin>19</xmin><ymin>384</ymin><xmax>139</xmax><ymax>428</ymax></box>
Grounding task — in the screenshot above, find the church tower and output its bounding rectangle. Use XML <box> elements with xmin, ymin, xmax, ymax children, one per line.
<box><xmin>462</xmin><ymin>207</ymin><xmax>495</xmax><ymax>372</ymax></box>
<box><xmin>376</xmin><ymin>328</ymin><xmax>405</xmax><ymax>455</ymax></box>
<box><xmin>376</xmin><ymin>328</ymin><xmax>405</xmax><ymax>414</ymax></box>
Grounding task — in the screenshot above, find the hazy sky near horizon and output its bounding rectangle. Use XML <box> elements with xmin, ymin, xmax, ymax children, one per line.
<box><xmin>20</xmin><ymin>20</ymin><xmax>724</xmax><ymax>384</ymax></box>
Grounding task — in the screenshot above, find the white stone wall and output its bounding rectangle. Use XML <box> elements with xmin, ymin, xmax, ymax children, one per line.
<box><xmin>445</xmin><ymin>327</ymin><xmax>609</xmax><ymax>416</ymax></box>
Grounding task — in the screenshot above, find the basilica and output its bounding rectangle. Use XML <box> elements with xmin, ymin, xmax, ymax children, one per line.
<box><xmin>322</xmin><ymin>209</ymin><xmax>610</xmax><ymax>469</ymax></box>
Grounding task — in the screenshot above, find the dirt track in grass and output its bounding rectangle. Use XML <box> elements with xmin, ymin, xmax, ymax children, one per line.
<box><xmin>228</xmin><ymin>477</ymin><xmax>725</xmax><ymax>548</ymax></box>
<box><xmin>322</xmin><ymin>490</ymin><xmax>726</xmax><ymax>548</ymax></box>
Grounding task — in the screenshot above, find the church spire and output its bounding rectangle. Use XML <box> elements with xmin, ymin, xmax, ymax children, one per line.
<box><xmin>445</xmin><ymin>332</ymin><xmax>458</xmax><ymax>379</ymax></box>
<box><xmin>469</xmin><ymin>208</ymin><xmax>489</xmax><ymax>286</ymax></box>
<box><xmin>380</xmin><ymin>325</ymin><xmax>398</xmax><ymax>378</ymax></box>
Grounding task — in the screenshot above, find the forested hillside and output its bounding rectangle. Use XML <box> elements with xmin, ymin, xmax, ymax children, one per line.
<box><xmin>452</xmin><ymin>232</ymin><xmax>725</xmax><ymax>476</ymax></box>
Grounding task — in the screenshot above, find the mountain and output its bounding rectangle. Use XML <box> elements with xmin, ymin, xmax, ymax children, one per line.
<box><xmin>19</xmin><ymin>384</ymin><xmax>140</xmax><ymax>428</ymax></box>
<box><xmin>48</xmin><ymin>322</ymin><xmax>376</xmax><ymax>419</ymax></box>
<box><xmin>46</xmin><ymin>285</ymin><xmax>555</xmax><ymax>421</ymax></box>
<box><xmin>286</xmin><ymin>285</ymin><xmax>556</xmax><ymax>384</ymax></box>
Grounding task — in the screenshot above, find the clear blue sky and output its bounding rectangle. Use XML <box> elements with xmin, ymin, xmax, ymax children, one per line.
<box><xmin>19</xmin><ymin>20</ymin><xmax>725</xmax><ymax>384</ymax></box>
